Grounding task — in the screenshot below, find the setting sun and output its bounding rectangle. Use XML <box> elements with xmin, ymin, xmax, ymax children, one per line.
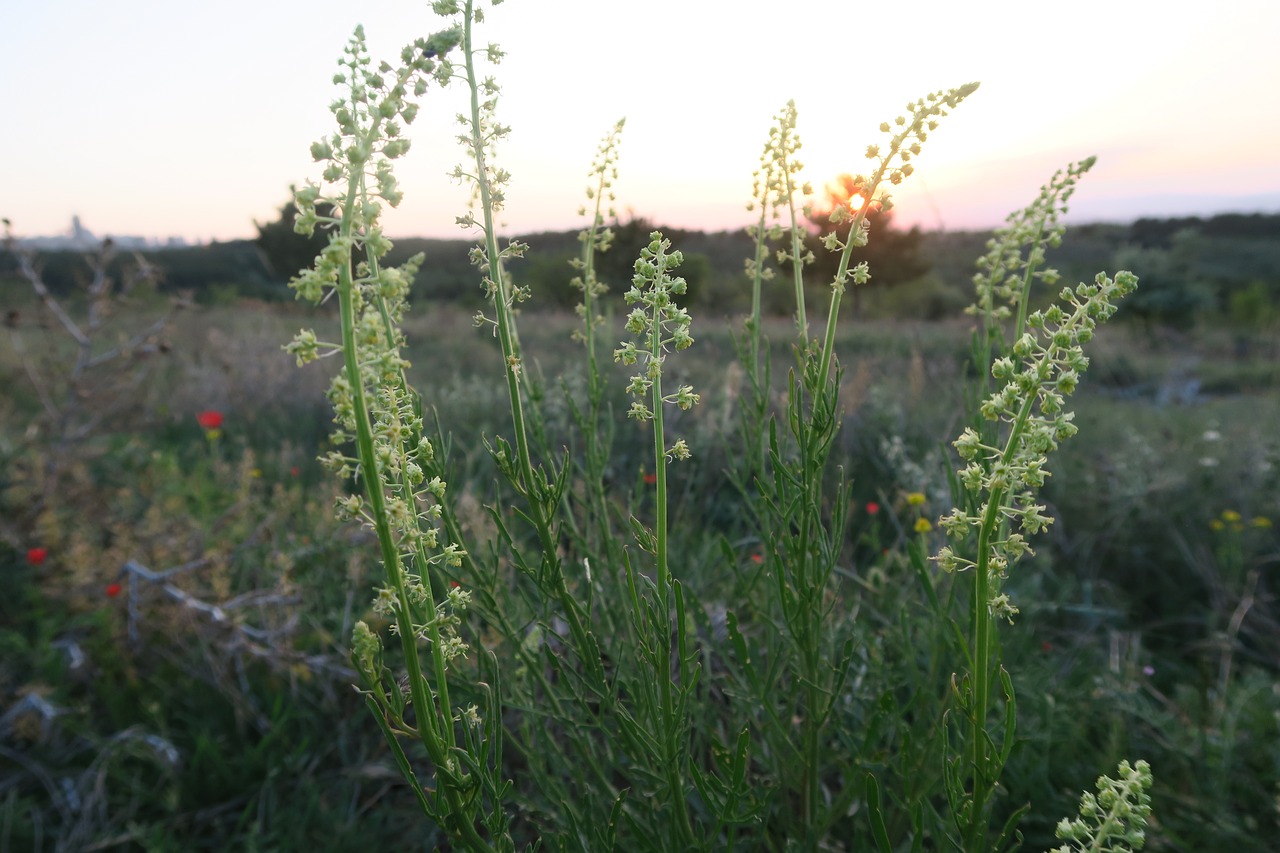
<box><xmin>816</xmin><ymin>174</ymin><xmax>874</xmax><ymax>220</ymax></box>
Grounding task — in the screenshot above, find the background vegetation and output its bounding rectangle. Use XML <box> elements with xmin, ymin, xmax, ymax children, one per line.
<box><xmin>1</xmin><ymin>208</ymin><xmax>1277</xmax><ymax>850</ymax></box>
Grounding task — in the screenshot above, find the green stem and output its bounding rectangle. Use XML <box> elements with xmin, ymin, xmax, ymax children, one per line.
<box><xmin>648</xmin><ymin>320</ymin><xmax>696</xmax><ymax>848</ymax></box>
<box><xmin>578</xmin><ymin>145</ymin><xmax>617</xmax><ymax>563</ymax></box>
<box><xmin>334</xmin><ymin>199</ymin><xmax>490</xmax><ymax>851</ymax></box>
<box><xmin>816</xmin><ymin>198</ymin><xmax>871</xmax><ymax>387</ymax></box>
<box><xmin>783</xmin><ymin>165</ymin><xmax>808</xmax><ymax>341</ymax></box>
<box><xmin>802</xmin><ymin>618</ymin><xmax>821</xmax><ymax>835</ymax></box>
<box><xmin>815</xmin><ymin>128</ymin><xmax>913</xmax><ymax>386</ymax></box>
<box><xmin>462</xmin><ymin>12</ymin><xmax>532</xmax><ymax>500</ymax></box>
<box><xmin>748</xmin><ymin>205</ymin><xmax>768</xmax><ymax>383</ymax></box>
<box><xmin>790</xmin><ymin>401</ymin><xmax>820</xmax><ymax>833</ymax></box>
<box><xmin>461</xmin><ymin>2</ymin><xmax>605</xmax><ymax>695</ymax></box>
<box><xmin>964</xmin><ymin>388</ymin><xmax>1036</xmax><ymax>850</ymax></box>
<box><xmin>1013</xmin><ymin>222</ymin><xmax>1046</xmax><ymax>342</ymax></box>
<box><xmin>965</xmin><ymin>486</ymin><xmax>1001</xmax><ymax>850</ymax></box>
<box><xmin>579</xmin><ymin>138</ymin><xmax>614</xmax><ymax>402</ymax></box>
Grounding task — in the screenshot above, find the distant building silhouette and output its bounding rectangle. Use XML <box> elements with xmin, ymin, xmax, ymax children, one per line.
<box><xmin>14</xmin><ymin>216</ymin><xmax>185</xmax><ymax>251</ymax></box>
<box><xmin>70</xmin><ymin>215</ymin><xmax>93</xmax><ymax>245</ymax></box>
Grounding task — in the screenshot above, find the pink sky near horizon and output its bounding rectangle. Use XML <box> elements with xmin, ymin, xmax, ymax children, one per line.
<box><xmin>3</xmin><ymin>0</ymin><xmax>1278</xmax><ymax>244</ymax></box>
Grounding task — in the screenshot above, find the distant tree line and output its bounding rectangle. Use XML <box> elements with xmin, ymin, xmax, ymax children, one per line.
<box><xmin>0</xmin><ymin>238</ymin><xmax>284</xmax><ymax>305</ymax></box>
<box><xmin>1128</xmin><ymin>212</ymin><xmax>1280</xmax><ymax>247</ymax></box>
<box><xmin>4</xmin><ymin>204</ymin><xmax>1277</xmax><ymax>330</ymax></box>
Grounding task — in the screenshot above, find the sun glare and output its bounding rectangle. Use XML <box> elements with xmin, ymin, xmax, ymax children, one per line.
<box><xmin>819</xmin><ymin>173</ymin><xmax>872</xmax><ymax>217</ymax></box>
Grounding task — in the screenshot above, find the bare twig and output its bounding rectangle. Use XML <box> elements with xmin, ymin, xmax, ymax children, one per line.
<box><xmin>116</xmin><ymin>558</ymin><xmax>354</xmax><ymax>681</ymax></box>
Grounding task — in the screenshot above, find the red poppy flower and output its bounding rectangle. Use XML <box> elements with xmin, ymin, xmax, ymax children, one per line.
<box><xmin>750</xmin><ymin>553</ymin><xmax>763</xmax><ymax>564</ymax></box>
<box><xmin>1041</xmin><ymin>641</ymin><xmax>1053</xmax><ymax>652</ymax></box>
<box><xmin>26</xmin><ymin>547</ymin><xmax>48</xmax><ymax>566</ymax></box>
<box><xmin>105</xmin><ymin>583</ymin><xmax>122</xmax><ymax>598</ymax></box>
<box><xmin>290</xmin><ymin>466</ymin><xmax>301</xmax><ymax>477</ymax></box>
<box><xmin>865</xmin><ymin>501</ymin><xmax>880</xmax><ymax>515</ymax></box>
<box><xmin>642</xmin><ymin>473</ymin><xmax>657</xmax><ymax>485</ymax></box>
<box><xmin>196</xmin><ymin>410</ymin><xmax>224</xmax><ymax>430</ymax></box>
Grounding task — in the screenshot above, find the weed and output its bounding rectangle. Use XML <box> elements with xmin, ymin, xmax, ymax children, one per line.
<box><xmin>286</xmin><ymin>3</ymin><xmax>1154</xmax><ymax>850</ymax></box>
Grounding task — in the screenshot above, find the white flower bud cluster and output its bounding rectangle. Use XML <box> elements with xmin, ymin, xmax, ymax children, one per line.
<box><xmin>747</xmin><ymin>101</ymin><xmax>813</xmax><ymax>273</ymax></box>
<box><xmin>459</xmin><ymin>703</ymin><xmax>482</xmax><ymax>728</ymax></box>
<box><xmin>570</xmin><ymin>119</ymin><xmax>625</xmax><ymax>342</ymax></box>
<box><xmin>934</xmin><ymin>267</ymin><xmax>1138</xmax><ymax>619</ymax></box>
<box><xmin>288</xmin><ymin>25</ymin><xmax>457</xmax><ymax>308</ymax></box>
<box><xmin>747</xmin><ymin>101</ymin><xmax>805</xmax><ymax>231</ymax></box>
<box><xmin>432</xmin><ymin>4</ymin><xmax>530</xmax><ymax>338</ymax></box>
<box><xmin>366</xmin><ymin>386</ymin><xmax>453</xmax><ymax>554</ymax></box>
<box><xmin>1051</xmin><ymin>760</ymin><xmax>1153</xmax><ymax>853</ymax></box>
<box><xmin>968</xmin><ymin>157</ymin><xmax>1096</xmax><ymax>324</ymax></box>
<box><xmin>614</xmin><ymin>233</ymin><xmax>701</xmax><ymax>458</ymax></box>
<box><xmin>383</xmin><ymin>577</ymin><xmax>472</xmax><ymax>670</ymax></box>
<box><xmin>469</xmin><ymin>238</ymin><xmax>528</xmax><ymax>332</ymax></box>
<box><xmin>821</xmin><ymin>84</ymin><xmax>979</xmax><ymax>291</ymax></box>
<box><xmin>351</xmin><ymin>619</ymin><xmax>382</xmax><ymax>679</ymax></box>
<box><xmin>437</xmin><ymin>5</ymin><xmax>512</xmax><ymax>223</ymax></box>
<box><xmin>287</xmin><ymin>21</ymin><xmax>473</xmax><ymax>664</ymax></box>
<box><xmin>285</xmin><ymin>26</ymin><xmax>447</xmax><ymax>525</ymax></box>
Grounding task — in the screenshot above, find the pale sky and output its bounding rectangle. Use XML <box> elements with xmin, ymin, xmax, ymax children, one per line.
<box><xmin>4</xmin><ymin>0</ymin><xmax>1278</xmax><ymax>243</ymax></box>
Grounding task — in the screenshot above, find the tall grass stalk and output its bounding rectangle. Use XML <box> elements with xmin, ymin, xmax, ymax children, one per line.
<box><xmin>452</xmin><ymin>0</ymin><xmax>609</xmax><ymax>700</ymax></box>
<box><xmin>568</xmin><ymin>119</ymin><xmax>626</xmax><ymax>579</ymax></box>
<box><xmin>286</xmin><ymin>21</ymin><xmax>513</xmax><ymax>850</ymax></box>
<box><xmin>794</xmin><ymin>87</ymin><xmax>974</xmax><ymax>838</ymax></box>
<box><xmin>813</xmin><ymin>86</ymin><xmax>977</xmax><ymax>383</ymax></box>
<box><xmin>616</xmin><ymin>232</ymin><xmax>702</xmax><ymax>845</ymax></box>
<box><xmin>743</xmin><ymin>103</ymin><xmax>799</xmax><ymax>391</ymax></box>
<box><xmin>934</xmin><ymin>161</ymin><xmax>1139</xmax><ymax>850</ymax></box>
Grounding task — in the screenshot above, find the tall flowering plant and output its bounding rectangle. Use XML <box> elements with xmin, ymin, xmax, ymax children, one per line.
<box><xmin>930</xmin><ymin>160</ymin><xmax>1140</xmax><ymax>852</ymax></box>
<box><xmin>285</xmin><ymin>19</ymin><xmax>513</xmax><ymax>850</ymax></box>
<box><xmin>283</xmin><ymin>2</ymin><xmax>1153</xmax><ymax>848</ymax></box>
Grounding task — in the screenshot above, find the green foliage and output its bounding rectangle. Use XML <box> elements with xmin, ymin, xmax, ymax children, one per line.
<box><xmin>284</xmin><ymin>6</ymin><xmax>1160</xmax><ymax>849</ymax></box>
<box><xmin>871</xmin><ymin>272</ymin><xmax>969</xmax><ymax>320</ymax></box>
<box><xmin>1227</xmin><ymin>280</ymin><xmax>1278</xmax><ymax>330</ymax></box>
<box><xmin>5</xmin><ymin>291</ymin><xmax>1279</xmax><ymax>851</ymax></box>
<box><xmin>1113</xmin><ymin>238</ymin><xmax>1213</xmax><ymax>330</ymax></box>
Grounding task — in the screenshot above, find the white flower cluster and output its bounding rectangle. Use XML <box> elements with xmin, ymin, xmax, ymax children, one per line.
<box><xmin>822</xmin><ymin>83</ymin><xmax>979</xmax><ymax>293</ymax></box>
<box><xmin>747</xmin><ymin>101</ymin><xmax>814</xmax><ymax>278</ymax></box>
<box><xmin>286</xmin><ymin>22</ymin><xmax>471</xmax><ymax>663</ymax></box>
<box><xmin>935</xmin><ymin>269</ymin><xmax>1139</xmax><ymax>618</ymax></box>
<box><xmin>930</xmin><ymin>155</ymin><xmax>1138</xmax><ymax>621</ymax></box>
<box><xmin>1051</xmin><ymin>759</ymin><xmax>1153</xmax><ymax>853</ymax></box>
<box><xmin>570</xmin><ymin>119</ymin><xmax>626</xmax><ymax>342</ymax></box>
<box><xmin>968</xmin><ymin>157</ymin><xmax>1096</xmax><ymax>327</ymax></box>
<box><xmin>614</xmin><ymin>233</ymin><xmax>701</xmax><ymax>459</ymax></box>
<box><xmin>287</xmin><ymin>25</ymin><xmax>457</xmax><ymax>307</ymax></box>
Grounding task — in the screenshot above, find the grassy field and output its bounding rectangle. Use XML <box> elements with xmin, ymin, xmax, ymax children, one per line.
<box><xmin>1</xmin><ymin>274</ymin><xmax>1277</xmax><ymax>850</ymax></box>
